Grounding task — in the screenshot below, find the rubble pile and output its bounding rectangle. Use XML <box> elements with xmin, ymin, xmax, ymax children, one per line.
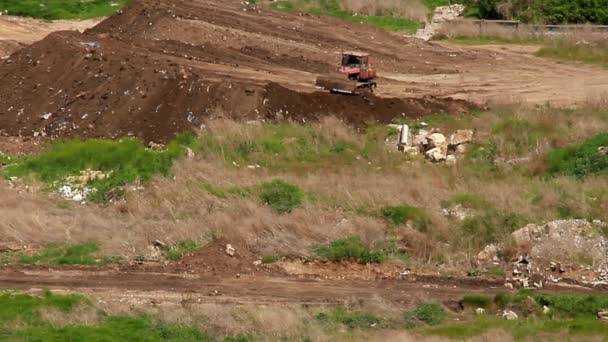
<box><xmin>478</xmin><ymin>219</ymin><xmax>608</xmax><ymax>287</ymax></box>
<box><xmin>393</xmin><ymin>124</ymin><xmax>474</xmax><ymax>164</ymax></box>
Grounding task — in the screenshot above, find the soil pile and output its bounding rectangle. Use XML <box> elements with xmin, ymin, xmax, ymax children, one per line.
<box><xmin>0</xmin><ymin>0</ymin><xmax>480</xmax><ymax>143</ymax></box>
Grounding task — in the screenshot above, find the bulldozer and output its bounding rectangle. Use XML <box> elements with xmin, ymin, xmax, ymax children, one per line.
<box><xmin>315</xmin><ymin>51</ymin><xmax>377</xmax><ymax>95</ymax></box>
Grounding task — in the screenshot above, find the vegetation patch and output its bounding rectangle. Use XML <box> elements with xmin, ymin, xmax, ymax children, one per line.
<box><xmin>444</xmin><ymin>193</ymin><xmax>490</xmax><ymax>210</ymax></box>
<box><xmin>405</xmin><ymin>303</ymin><xmax>445</xmax><ymax>326</ymax></box>
<box><xmin>3</xmin><ymin>242</ymin><xmax>121</xmax><ymax>266</ymax></box>
<box><xmin>381</xmin><ymin>205</ymin><xmax>431</xmax><ymax>232</ymax></box>
<box><xmin>462</xmin><ymin>295</ymin><xmax>492</xmax><ymax>309</ymax></box>
<box><xmin>546</xmin><ymin>133</ymin><xmax>608</xmax><ymax>178</ymax></box>
<box><xmin>316</xmin><ymin>307</ymin><xmax>383</xmax><ymax>328</ymax></box>
<box><xmin>314</xmin><ymin>237</ymin><xmax>386</xmax><ymax>264</ymax></box>
<box><xmin>269</xmin><ymin>0</ymin><xmax>420</xmax><ymax>32</ymax></box>
<box><xmin>0</xmin><ymin>0</ymin><xmax>129</xmax><ymax>20</ymax></box>
<box><xmin>3</xmin><ymin>138</ymin><xmax>189</xmax><ymax>203</ymax></box>
<box><xmin>163</xmin><ymin>240</ymin><xmax>201</xmax><ymax>260</ymax></box>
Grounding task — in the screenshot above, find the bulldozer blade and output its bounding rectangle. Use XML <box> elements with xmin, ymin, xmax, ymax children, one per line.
<box><xmin>315</xmin><ymin>75</ymin><xmax>357</xmax><ymax>95</ymax></box>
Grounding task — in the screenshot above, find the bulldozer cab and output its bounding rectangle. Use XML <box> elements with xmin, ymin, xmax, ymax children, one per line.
<box><xmin>341</xmin><ymin>52</ymin><xmax>369</xmax><ymax>68</ymax></box>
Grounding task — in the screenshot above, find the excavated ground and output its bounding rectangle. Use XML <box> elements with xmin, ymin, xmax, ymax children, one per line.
<box><xmin>0</xmin><ymin>0</ymin><xmax>478</xmax><ymax>144</ymax></box>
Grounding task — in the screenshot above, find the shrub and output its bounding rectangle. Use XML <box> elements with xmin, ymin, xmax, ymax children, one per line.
<box><xmin>316</xmin><ymin>307</ymin><xmax>382</xmax><ymax>328</ymax></box>
<box><xmin>546</xmin><ymin>133</ymin><xmax>608</xmax><ymax>178</ymax></box>
<box><xmin>405</xmin><ymin>303</ymin><xmax>445</xmax><ymax>326</ymax></box>
<box><xmin>463</xmin><ymin>295</ymin><xmax>492</xmax><ymax>309</ymax></box>
<box><xmin>314</xmin><ymin>237</ymin><xmax>386</xmax><ymax>264</ymax></box>
<box><xmin>381</xmin><ymin>205</ymin><xmax>431</xmax><ymax>232</ymax></box>
<box><xmin>258</xmin><ymin>180</ymin><xmax>304</xmax><ymax>214</ymax></box>
<box><xmin>460</xmin><ymin>210</ymin><xmax>526</xmax><ymax>248</ymax></box>
<box><xmin>164</xmin><ymin>240</ymin><xmax>201</xmax><ymax>260</ymax></box>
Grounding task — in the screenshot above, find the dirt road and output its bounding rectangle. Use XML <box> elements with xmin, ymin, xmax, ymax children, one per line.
<box><xmin>0</xmin><ymin>267</ymin><xmax>602</xmax><ymax>307</ymax></box>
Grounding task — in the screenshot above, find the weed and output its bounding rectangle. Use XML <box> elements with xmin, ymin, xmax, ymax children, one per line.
<box><xmin>381</xmin><ymin>205</ymin><xmax>431</xmax><ymax>232</ymax></box>
<box><xmin>460</xmin><ymin>210</ymin><xmax>526</xmax><ymax>249</ymax></box>
<box><xmin>198</xmin><ymin>183</ymin><xmax>252</xmax><ymax>199</ymax></box>
<box><xmin>316</xmin><ymin>307</ymin><xmax>382</xmax><ymax>328</ymax></box>
<box><xmin>546</xmin><ymin>133</ymin><xmax>608</xmax><ymax>178</ymax></box>
<box><xmin>314</xmin><ymin>237</ymin><xmax>386</xmax><ymax>264</ymax></box>
<box><xmin>164</xmin><ymin>240</ymin><xmax>201</xmax><ymax>260</ymax></box>
<box><xmin>0</xmin><ymin>0</ymin><xmax>128</xmax><ymax>20</ymax></box>
<box><xmin>261</xmin><ymin>255</ymin><xmax>280</xmax><ymax>264</ymax></box>
<box><xmin>462</xmin><ymin>295</ymin><xmax>492</xmax><ymax>309</ymax></box>
<box><xmin>405</xmin><ymin>303</ymin><xmax>445</xmax><ymax>326</ymax></box>
<box><xmin>10</xmin><ymin>242</ymin><xmax>120</xmax><ymax>266</ymax></box>
<box><xmin>258</xmin><ymin>180</ymin><xmax>304</xmax><ymax>214</ymax></box>
<box><xmin>444</xmin><ymin>193</ymin><xmax>490</xmax><ymax>210</ymax></box>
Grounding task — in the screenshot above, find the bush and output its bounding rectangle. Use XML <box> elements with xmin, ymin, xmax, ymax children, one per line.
<box><xmin>546</xmin><ymin>133</ymin><xmax>608</xmax><ymax>178</ymax></box>
<box><xmin>0</xmin><ymin>0</ymin><xmax>128</xmax><ymax>20</ymax></box>
<box><xmin>258</xmin><ymin>180</ymin><xmax>304</xmax><ymax>214</ymax></box>
<box><xmin>381</xmin><ymin>205</ymin><xmax>431</xmax><ymax>232</ymax></box>
<box><xmin>316</xmin><ymin>307</ymin><xmax>382</xmax><ymax>328</ymax></box>
<box><xmin>405</xmin><ymin>303</ymin><xmax>445</xmax><ymax>326</ymax></box>
<box><xmin>314</xmin><ymin>237</ymin><xmax>386</xmax><ymax>264</ymax></box>
<box><xmin>463</xmin><ymin>295</ymin><xmax>492</xmax><ymax>309</ymax></box>
<box><xmin>460</xmin><ymin>210</ymin><xmax>526</xmax><ymax>248</ymax></box>
<box><xmin>164</xmin><ymin>240</ymin><xmax>201</xmax><ymax>260</ymax></box>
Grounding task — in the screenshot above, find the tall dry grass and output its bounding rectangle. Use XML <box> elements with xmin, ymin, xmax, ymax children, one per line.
<box><xmin>341</xmin><ymin>0</ymin><xmax>428</xmax><ymax>22</ymax></box>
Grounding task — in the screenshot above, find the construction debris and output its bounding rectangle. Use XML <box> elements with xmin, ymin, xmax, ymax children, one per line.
<box><xmin>225</xmin><ymin>244</ymin><xmax>236</xmax><ymax>257</ymax></box>
<box><xmin>397</xmin><ymin>125</ymin><xmax>473</xmax><ymax>164</ymax></box>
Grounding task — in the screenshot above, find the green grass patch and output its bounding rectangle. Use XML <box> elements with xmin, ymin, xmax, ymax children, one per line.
<box><xmin>460</xmin><ymin>210</ymin><xmax>526</xmax><ymax>249</ymax></box>
<box><xmin>258</xmin><ymin>179</ymin><xmax>304</xmax><ymax>214</ymax></box>
<box><xmin>316</xmin><ymin>307</ymin><xmax>383</xmax><ymax>328</ymax></box>
<box><xmin>546</xmin><ymin>132</ymin><xmax>608</xmax><ymax>178</ymax></box>
<box><xmin>381</xmin><ymin>205</ymin><xmax>431</xmax><ymax>232</ymax></box>
<box><xmin>3</xmin><ymin>137</ymin><xmax>189</xmax><ymax>203</ymax></box>
<box><xmin>444</xmin><ymin>193</ymin><xmax>490</xmax><ymax>210</ymax></box>
<box><xmin>270</xmin><ymin>0</ymin><xmax>420</xmax><ymax>32</ymax></box>
<box><xmin>261</xmin><ymin>255</ymin><xmax>280</xmax><ymax>264</ymax></box>
<box><xmin>163</xmin><ymin>240</ymin><xmax>201</xmax><ymax>260</ymax></box>
<box><xmin>5</xmin><ymin>242</ymin><xmax>121</xmax><ymax>266</ymax></box>
<box><xmin>0</xmin><ymin>0</ymin><xmax>129</xmax><ymax>20</ymax></box>
<box><xmin>537</xmin><ymin>43</ymin><xmax>608</xmax><ymax>68</ymax></box>
<box><xmin>494</xmin><ymin>290</ymin><xmax>608</xmax><ymax>319</ymax></box>
<box><xmin>423</xmin><ymin>0</ymin><xmax>450</xmax><ymax>11</ymax></box>
<box><xmin>314</xmin><ymin>237</ymin><xmax>386</xmax><ymax>264</ymax></box>
<box><xmin>405</xmin><ymin>303</ymin><xmax>445</xmax><ymax>326</ymax></box>
<box><xmin>0</xmin><ymin>291</ymin><xmax>88</xmax><ymax>325</ymax></box>
<box><xmin>462</xmin><ymin>295</ymin><xmax>492</xmax><ymax>309</ymax></box>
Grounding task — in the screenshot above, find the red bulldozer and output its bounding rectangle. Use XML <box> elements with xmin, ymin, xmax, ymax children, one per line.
<box><xmin>315</xmin><ymin>51</ymin><xmax>378</xmax><ymax>95</ymax></box>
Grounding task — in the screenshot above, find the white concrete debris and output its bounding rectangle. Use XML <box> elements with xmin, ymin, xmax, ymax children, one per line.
<box><xmin>225</xmin><ymin>244</ymin><xmax>235</xmax><ymax>257</ymax></box>
<box><xmin>412</xmin><ymin>4</ymin><xmax>466</xmax><ymax>41</ymax></box>
<box><xmin>502</xmin><ymin>309</ymin><xmax>519</xmax><ymax>320</ymax></box>
<box><xmin>399</xmin><ymin>127</ymin><xmax>473</xmax><ymax>164</ymax></box>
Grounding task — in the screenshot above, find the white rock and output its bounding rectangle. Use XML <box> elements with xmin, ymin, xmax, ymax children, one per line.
<box><xmin>449</xmin><ymin>129</ymin><xmax>474</xmax><ymax>145</ymax></box>
<box><xmin>502</xmin><ymin>309</ymin><xmax>518</xmax><ymax>320</ymax></box>
<box><xmin>425</xmin><ymin>144</ymin><xmax>448</xmax><ymax>162</ymax></box>
<box><xmin>456</xmin><ymin>144</ymin><xmax>467</xmax><ymax>154</ymax></box>
<box><xmin>412</xmin><ymin>134</ymin><xmax>428</xmax><ymax>147</ymax></box>
<box><xmin>427</xmin><ymin>133</ymin><xmax>446</xmax><ymax>148</ymax></box>
<box><xmin>446</xmin><ymin>154</ymin><xmax>457</xmax><ymax>165</ymax></box>
<box><xmin>225</xmin><ymin>244</ymin><xmax>235</xmax><ymax>257</ymax></box>
<box><xmin>475</xmin><ymin>308</ymin><xmax>486</xmax><ymax>315</ymax></box>
<box><xmin>543</xmin><ymin>306</ymin><xmax>550</xmax><ymax>314</ymax></box>
<box><xmin>504</xmin><ymin>282</ymin><xmax>514</xmax><ymax>289</ymax></box>
<box><xmin>398</xmin><ymin>124</ymin><xmax>409</xmax><ymax>146</ymax></box>
<box><xmin>186</xmin><ymin>147</ymin><xmax>195</xmax><ymax>159</ymax></box>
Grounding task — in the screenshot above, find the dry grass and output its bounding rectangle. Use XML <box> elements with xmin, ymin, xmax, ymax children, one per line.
<box><xmin>341</xmin><ymin>0</ymin><xmax>428</xmax><ymax>22</ymax></box>
<box><xmin>1</xmin><ymin>104</ymin><xmax>607</xmax><ymax>269</ymax></box>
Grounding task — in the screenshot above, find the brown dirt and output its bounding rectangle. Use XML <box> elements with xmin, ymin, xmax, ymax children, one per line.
<box><xmin>0</xmin><ymin>0</ymin><xmax>482</xmax><ymax>144</ymax></box>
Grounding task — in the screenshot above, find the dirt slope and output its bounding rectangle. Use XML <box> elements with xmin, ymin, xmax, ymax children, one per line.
<box><xmin>0</xmin><ymin>0</ymin><xmax>476</xmax><ymax>144</ymax></box>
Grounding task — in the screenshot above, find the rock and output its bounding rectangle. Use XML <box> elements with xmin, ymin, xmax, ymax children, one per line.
<box><xmin>427</xmin><ymin>133</ymin><xmax>446</xmax><ymax>148</ymax></box>
<box><xmin>412</xmin><ymin>134</ymin><xmax>428</xmax><ymax>147</ymax></box>
<box><xmin>152</xmin><ymin>240</ymin><xmax>167</xmax><ymax>248</ymax></box>
<box><xmin>475</xmin><ymin>308</ymin><xmax>486</xmax><ymax>315</ymax></box>
<box><xmin>504</xmin><ymin>282</ymin><xmax>514</xmax><ymax>289</ymax></box>
<box><xmin>598</xmin><ymin>311</ymin><xmax>608</xmax><ymax>320</ymax></box>
<box><xmin>598</xmin><ymin>146</ymin><xmax>607</xmax><ymax>155</ymax></box>
<box><xmin>543</xmin><ymin>306</ymin><xmax>550</xmax><ymax>314</ymax></box>
<box><xmin>225</xmin><ymin>244</ymin><xmax>235</xmax><ymax>257</ymax></box>
<box><xmin>425</xmin><ymin>144</ymin><xmax>448</xmax><ymax>162</ymax></box>
<box><xmin>502</xmin><ymin>309</ymin><xmax>518</xmax><ymax>320</ymax></box>
<box><xmin>478</xmin><ymin>244</ymin><xmax>499</xmax><ymax>262</ymax></box>
<box><xmin>449</xmin><ymin>129</ymin><xmax>474</xmax><ymax>145</ymax></box>
<box><xmin>398</xmin><ymin>124</ymin><xmax>409</xmax><ymax>146</ymax></box>
<box><xmin>511</xmin><ymin>224</ymin><xmax>542</xmax><ymax>247</ymax></box>
<box><xmin>186</xmin><ymin>147</ymin><xmax>195</xmax><ymax>159</ymax></box>
<box><xmin>446</xmin><ymin>154</ymin><xmax>457</xmax><ymax>165</ymax></box>
<box><xmin>456</xmin><ymin>144</ymin><xmax>467</xmax><ymax>154</ymax></box>
<box><xmin>253</xmin><ymin>260</ymin><xmax>262</xmax><ymax>266</ymax></box>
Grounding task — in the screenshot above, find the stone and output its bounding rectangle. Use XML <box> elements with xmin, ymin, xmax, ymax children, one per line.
<box><xmin>502</xmin><ymin>309</ymin><xmax>518</xmax><ymax>320</ymax></box>
<box><xmin>598</xmin><ymin>146</ymin><xmax>607</xmax><ymax>155</ymax></box>
<box><xmin>253</xmin><ymin>260</ymin><xmax>262</xmax><ymax>266</ymax></box>
<box><xmin>398</xmin><ymin>124</ymin><xmax>409</xmax><ymax>146</ymax></box>
<box><xmin>427</xmin><ymin>133</ymin><xmax>447</xmax><ymax>148</ymax></box>
<box><xmin>475</xmin><ymin>308</ymin><xmax>486</xmax><ymax>315</ymax></box>
<box><xmin>425</xmin><ymin>144</ymin><xmax>448</xmax><ymax>162</ymax></box>
<box><xmin>187</xmin><ymin>147</ymin><xmax>195</xmax><ymax>159</ymax></box>
<box><xmin>504</xmin><ymin>282</ymin><xmax>514</xmax><ymax>289</ymax></box>
<box><xmin>478</xmin><ymin>244</ymin><xmax>499</xmax><ymax>262</ymax></box>
<box><xmin>598</xmin><ymin>311</ymin><xmax>608</xmax><ymax>320</ymax></box>
<box><xmin>543</xmin><ymin>306</ymin><xmax>550</xmax><ymax>314</ymax></box>
<box><xmin>446</xmin><ymin>154</ymin><xmax>457</xmax><ymax>165</ymax></box>
<box><xmin>225</xmin><ymin>244</ymin><xmax>235</xmax><ymax>257</ymax></box>
<box><xmin>412</xmin><ymin>134</ymin><xmax>428</xmax><ymax>147</ymax></box>
<box><xmin>511</xmin><ymin>224</ymin><xmax>541</xmax><ymax>247</ymax></box>
<box><xmin>456</xmin><ymin>144</ymin><xmax>467</xmax><ymax>154</ymax></box>
<box><xmin>449</xmin><ymin>129</ymin><xmax>474</xmax><ymax>145</ymax></box>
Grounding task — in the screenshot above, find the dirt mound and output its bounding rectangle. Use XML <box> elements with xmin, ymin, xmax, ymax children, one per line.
<box><xmin>0</xmin><ymin>0</ymin><xmax>480</xmax><ymax>144</ymax></box>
